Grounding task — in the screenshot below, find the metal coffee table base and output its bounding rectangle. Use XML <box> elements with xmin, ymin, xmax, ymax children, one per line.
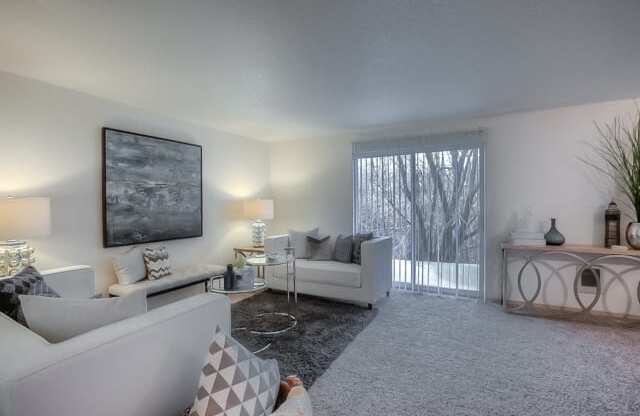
<box><xmin>234</xmin><ymin>311</ymin><xmax>297</xmax><ymax>354</ymax></box>
<box><xmin>249</xmin><ymin>312</ymin><xmax>297</xmax><ymax>335</ymax></box>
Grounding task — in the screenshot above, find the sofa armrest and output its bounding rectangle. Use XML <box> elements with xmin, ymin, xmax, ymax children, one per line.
<box><xmin>265</xmin><ymin>234</ymin><xmax>290</xmax><ymax>253</ymax></box>
<box><xmin>41</xmin><ymin>265</ymin><xmax>96</xmax><ymax>299</ymax></box>
<box><xmin>361</xmin><ymin>237</ymin><xmax>393</xmax><ymax>303</ymax></box>
<box><xmin>0</xmin><ymin>293</ymin><xmax>230</xmax><ymax>416</ymax></box>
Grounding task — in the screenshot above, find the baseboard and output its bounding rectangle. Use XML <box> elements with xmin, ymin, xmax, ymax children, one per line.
<box><xmin>504</xmin><ymin>300</ymin><xmax>640</xmax><ymax>321</ymax></box>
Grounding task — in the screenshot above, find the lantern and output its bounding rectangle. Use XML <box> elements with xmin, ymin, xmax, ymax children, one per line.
<box><xmin>605</xmin><ymin>201</ymin><xmax>621</xmax><ymax>248</ymax></box>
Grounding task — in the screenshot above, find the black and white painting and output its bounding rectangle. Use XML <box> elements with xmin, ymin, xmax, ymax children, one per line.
<box><xmin>102</xmin><ymin>128</ymin><xmax>202</xmax><ymax>247</ymax></box>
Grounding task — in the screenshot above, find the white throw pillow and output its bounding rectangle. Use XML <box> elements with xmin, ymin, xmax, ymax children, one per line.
<box><xmin>288</xmin><ymin>227</ymin><xmax>319</xmax><ymax>259</ymax></box>
<box><xmin>112</xmin><ymin>248</ymin><xmax>146</xmax><ymax>285</ymax></box>
<box><xmin>19</xmin><ymin>291</ymin><xmax>147</xmax><ymax>343</ymax></box>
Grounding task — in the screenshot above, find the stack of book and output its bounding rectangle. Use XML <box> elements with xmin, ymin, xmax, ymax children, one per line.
<box><xmin>510</xmin><ymin>231</ymin><xmax>546</xmax><ymax>246</ymax></box>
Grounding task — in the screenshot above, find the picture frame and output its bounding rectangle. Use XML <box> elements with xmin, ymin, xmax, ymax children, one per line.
<box><xmin>102</xmin><ymin>127</ymin><xmax>203</xmax><ymax>248</ymax></box>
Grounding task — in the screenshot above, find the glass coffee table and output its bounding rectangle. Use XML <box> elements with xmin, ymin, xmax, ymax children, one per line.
<box><xmin>246</xmin><ymin>249</ymin><xmax>297</xmax><ymax>304</ymax></box>
<box><xmin>209</xmin><ymin>248</ymin><xmax>297</xmax><ymax>353</ymax></box>
<box><xmin>209</xmin><ymin>275</ymin><xmax>266</xmax><ymax>294</ymax></box>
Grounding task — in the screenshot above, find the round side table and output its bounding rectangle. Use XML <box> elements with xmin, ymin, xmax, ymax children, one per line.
<box><xmin>211</xmin><ymin>248</ymin><xmax>297</xmax><ymax>353</ymax></box>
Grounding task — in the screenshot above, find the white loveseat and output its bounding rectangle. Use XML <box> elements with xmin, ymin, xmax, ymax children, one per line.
<box><xmin>0</xmin><ymin>266</ymin><xmax>231</xmax><ymax>416</ymax></box>
<box><xmin>264</xmin><ymin>235</ymin><xmax>392</xmax><ymax>308</ymax></box>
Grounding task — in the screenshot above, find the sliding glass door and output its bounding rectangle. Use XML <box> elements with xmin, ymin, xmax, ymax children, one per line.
<box><xmin>353</xmin><ymin>134</ymin><xmax>485</xmax><ymax>299</ymax></box>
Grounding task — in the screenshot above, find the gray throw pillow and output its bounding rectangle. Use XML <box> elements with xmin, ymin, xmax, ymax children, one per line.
<box><xmin>0</xmin><ymin>266</ymin><xmax>60</xmax><ymax>325</ymax></box>
<box><xmin>288</xmin><ymin>227</ymin><xmax>319</xmax><ymax>259</ymax></box>
<box><xmin>352</xmin><ymin>232</ymin><xmax>374</xmax><ymax>264</ymax></box>
<box><xmin>307</xmin><ymin>234</ymin><xmax>333</xmax><ymax>261</ymax></box>
<box><xmin>20</xmin><ymin>290</ymin><xmax>147</xmax><ymax>343</ymax></box>
<box><xmin>143</xmin><ymin>247</ymin><xmax>171</xmax><ymax>280</ymax></box>
<box><xmin>333</xmin><ymin>234</ymin><xmax>353</xmax><ymax>263</ymax></box>
<box><xmin>189</xmin><ymin>326</ymin><xmax>280</xmax><ymax>416</ymax></box>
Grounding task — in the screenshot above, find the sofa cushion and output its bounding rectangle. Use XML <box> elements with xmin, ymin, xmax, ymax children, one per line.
<box><xmin>288</xmin><ymin>228</ymin><xmax>319</xmax><ymax>259</ymax></box>
<box><xmin>0</xmin><ymin>266</ymin><xmax>60</xmax><ymax>325</ymax></box>
<box><xmin>295</xmin><ymin>260</ymin><xmax>361</xmax><ymax>288</ymax></box>
<box><xmin>20</xmin><ymin>291</ymin><xmax>147</xmax><ymax>343</ymax></box>
<box><xmin>109</xmin><ymin>264</ymin><xmax>225</xmax><ymax>297</ymax></box>
<box><xmin>189</xmin><ymin>326</ymin><xmax>280</xmax><ymax>416</ymax></box>
<box><xmin>112</xmin><ymin>248</ymin><xmax>146</xmax><ymax>285</ymax></box>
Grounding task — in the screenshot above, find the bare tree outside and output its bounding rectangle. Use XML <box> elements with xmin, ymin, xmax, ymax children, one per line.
<box><xmin>354</xmin><ymin>148</ymin><xmax>481</xmax><ymax>296</ymax></box>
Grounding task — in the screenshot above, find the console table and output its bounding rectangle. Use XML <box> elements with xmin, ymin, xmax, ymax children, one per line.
<box><xmin>501</xmin><ymin>243</ymin><xmax>640</xmax><ymax>319</ymax></box>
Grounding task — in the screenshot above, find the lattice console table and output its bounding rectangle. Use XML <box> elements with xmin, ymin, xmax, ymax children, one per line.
<box><xmin>501</xmin><ymin>243</ymin><xmax>640</xmax><ymax>322</ymax></box>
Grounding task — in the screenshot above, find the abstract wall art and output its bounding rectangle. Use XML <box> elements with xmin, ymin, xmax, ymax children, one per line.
<box><xmin>102</xmin><ymin>128</ymin><xmax>203</xmax><ymax>247</ymax></box>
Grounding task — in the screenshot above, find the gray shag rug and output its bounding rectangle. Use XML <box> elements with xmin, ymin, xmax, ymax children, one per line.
<box><xmin>231</xmin><ymin>290</ymin><xmax>377</xmax><ymax>387</ymax></box>
<box><xmin>310</xmin><ymin>291</ymin><xmax>640</xmax><ymax>416</ymax></box>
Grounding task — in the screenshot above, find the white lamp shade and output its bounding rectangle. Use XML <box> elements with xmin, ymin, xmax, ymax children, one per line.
<box><xmin>243</xmin><ymin>199</ymin><xmax>274</xmax><ymax>220</ymax></box>
<box><xmin>0</xmin><ymin>197</ymin><xmax>51</xmax><ymax>240</ymax></box>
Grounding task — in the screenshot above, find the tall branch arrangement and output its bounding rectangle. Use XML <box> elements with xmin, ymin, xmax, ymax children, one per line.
<box><xmin>584</xmin><ymin>110</ymin><xmax>640</xmax><ymax>222</ymax></box>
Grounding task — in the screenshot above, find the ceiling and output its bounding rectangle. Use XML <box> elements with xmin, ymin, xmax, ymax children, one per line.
<box><xmin>2</xmin><ymin>0</ymin><xmax>640</xmax><ymax>142</ymax></box>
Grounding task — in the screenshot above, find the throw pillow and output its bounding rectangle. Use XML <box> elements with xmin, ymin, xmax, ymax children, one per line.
<box><xmin>190</xmin><ymin>326</ymin><xmax>280</xmax><ymax>416</ymax></box>
<box><xmin>0</xmin><ymin>266</ymin><xmax>59</xmax><ymax>325</ymax></box>
<box><xmin>112</xmin><ymin>247</ymin><xmax>146</xmax><ymax>285</ymax></box>
<box><xmin>288</xmin><ymin>228</ymin><xmax>319</xmax><ymax>259</ymax></box>
<box><xmin>272</xmin><ymin>386</ymin><xmax>313</xmax><ymax>416</ymax></box>
<box><xmin>143</xmin><ymin>247</ymin><xmax>171</xmax><ymax>279</ymax></box>
<box><xmin>333</xmin><ymin>234</ymin><xmax>353</xmax><ymax>263</ymax></box>
<box><xmin>20</xmin><ymin>290</ymin><xmax>147</xmax><ymax>343</ymax></box>
<box><xmin>352</xmin><ymin>232</ymin><xmax>374</xmax><ymax>265</ymax></box>
<box><xmin>307</xmin><ymin>234</ymin><xmax>333</xmax><ymax>261</ymax></box>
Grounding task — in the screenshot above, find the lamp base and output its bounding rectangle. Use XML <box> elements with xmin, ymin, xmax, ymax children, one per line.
<box><xmin>251</xmin><ymin>220</ymin><xmax>267</xmax><ymax>248</ymax></box>
<box><xmin>0</xmin><ymin>241</ymin><xmax>36</xmax><ymax>277</ymax></box>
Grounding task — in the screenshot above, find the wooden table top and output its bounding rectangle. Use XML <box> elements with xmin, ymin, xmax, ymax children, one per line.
<box><xmin>233</xmin><ymin>246</ymin><xmax>265</xmax><ymax>253</ymax></box>
<box><xmin>501</xmin><ymin>243</ymin><xmax>640</xmax><ymax>257</ymax></box>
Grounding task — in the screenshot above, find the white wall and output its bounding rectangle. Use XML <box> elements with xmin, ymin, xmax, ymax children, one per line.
<box><xmin>4</xmin><ymin>68</ymin><xmax>639</xmax><ymax>314</ymax></box>
<box><xmin>269</xmin><ymin>97</ymin><xmax>640</xmax><ymax>312</ymax></box>
<box><xmin>0</xmin><ymin>71</ymin><xmax>270</xmax><ymax>294</ymax></box>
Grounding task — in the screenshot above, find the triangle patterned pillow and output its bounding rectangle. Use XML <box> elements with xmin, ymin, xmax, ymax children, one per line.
<box><xmin>143</xmin><ymin>247</ymin><xmax>171</xmax><ymax>280</ymax></box>
<box><xmin>190</xmin><ymin>326</ymin><xmax>280</xmax><ymax>416</ymax></box>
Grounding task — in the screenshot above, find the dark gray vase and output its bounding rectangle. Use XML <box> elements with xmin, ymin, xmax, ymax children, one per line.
<box><xmin>544</xmin><ymin>218</ymin><xmax>565</xmax><ymax>246</ymax></box>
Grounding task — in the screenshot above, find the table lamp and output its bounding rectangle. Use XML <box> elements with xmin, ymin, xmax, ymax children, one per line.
<box><xmin>0</xmin><ymin>196</ymin><xmax>51</xmax><ymax>277</ymax></box>
<box><xmin>243</xmin><ymin>199</ymin><xmax>274</xmax><ymax>247</ymax></box>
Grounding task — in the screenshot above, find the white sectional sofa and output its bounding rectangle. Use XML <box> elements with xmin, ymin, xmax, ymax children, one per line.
<box><xmin>264</xmin><ymin>234</ymin><xmax>393</xmax><ymax>308</ymax></box>
<box><xmin>0</xmin><ymin>266</ymin><xmax>231</xmax><ymax>416</ymax></box>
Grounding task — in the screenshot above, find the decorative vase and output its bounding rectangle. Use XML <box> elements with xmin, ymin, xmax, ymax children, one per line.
<box><xmin>626</xmin><ymin>222</ymin><xmax>640</xmax><ymax>250</ymax></box>
<box><xmin>544</xmin><ymin>218</ymin><xmax>565</xmax><ymax>246</ymax></box>
<box><xmin>223</xmin><ymin>264</ymin><xmax>235</xmax><ymax>290</ymax></box>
